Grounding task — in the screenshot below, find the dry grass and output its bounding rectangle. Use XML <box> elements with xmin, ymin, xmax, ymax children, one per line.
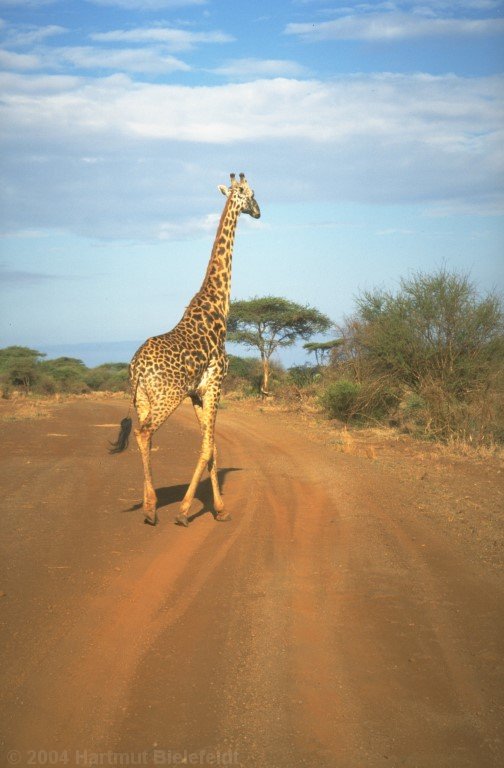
<box><xmin>324</xmin><ymin>422</ymin><xmax>503</xmax><ymax>465</ymax></box>
<box><xmin>0</xmin><ymin>397</ymin><xmax>54</xmax><ymax>422</ymax></box>
<box><xmin>224</xmin><ymin>391</ymin><xmax>504</xmax><ymax>465</ymax></box>
<box><xmin>325</xmin><ymin>425</ymin><xmax>402</xmax><ymax>460</ymax></box>
<box><xmin>0</xmin><ymin>390</ymin><xmax>128</xmax><ymax>422</ymax></box>
<box><xmin>436</xmin><ymin>435</ymin><xmax>504</xmax><ymax>463</ymax></box>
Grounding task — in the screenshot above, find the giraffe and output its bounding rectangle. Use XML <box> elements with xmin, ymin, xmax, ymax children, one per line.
<box><xmin>109</xmin><ymin>173</ymin><xmax>260</xmax><ymax>527</ymax></box>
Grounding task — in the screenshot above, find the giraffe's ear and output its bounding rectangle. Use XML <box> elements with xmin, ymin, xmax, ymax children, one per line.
<box><xmin>218</xmin><ymin>185</ymin><xmax>230</xmax><ymax>197</ymax></box>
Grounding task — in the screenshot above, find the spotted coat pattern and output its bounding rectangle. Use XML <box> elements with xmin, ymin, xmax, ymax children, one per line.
<box><xmin>129</xmin><ymin>174</ymin><xmax>260</xmax><ymax>525</ymax></box>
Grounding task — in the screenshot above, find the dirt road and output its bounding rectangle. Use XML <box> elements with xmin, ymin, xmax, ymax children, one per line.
<box><xmin>0</xmin><ymin>398</ymin><xmax>503</xmax><ymax>768</ymax></box>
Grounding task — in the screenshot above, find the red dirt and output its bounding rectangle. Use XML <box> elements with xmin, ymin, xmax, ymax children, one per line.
<box><xmin>0</xmin><ymin>397</ymin><xmax>503</xmax><ymax>768</ymax></box>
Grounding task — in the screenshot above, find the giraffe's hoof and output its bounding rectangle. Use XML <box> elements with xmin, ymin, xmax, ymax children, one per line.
<box><xmin>215</xmin><ymin>511</ymin><xmax>231</xmax><ymax>522</ymax></box>
<box><xmin>174</xmin><ymin>514</ymin><xmax>189</xmax><ymax>527</ymax></box>
<box><xmin>144</xmin><ymin>514</ymin><xmax>157</xmax><ymax>526</ymax></box>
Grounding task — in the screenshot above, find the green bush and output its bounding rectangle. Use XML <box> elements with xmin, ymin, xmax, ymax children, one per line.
<box><xmin>86</xmin><ymin>363</ymin><xmax>129</xmax><ymax>392</ymax></box>
<box><xmin>223</xmin><ymin>355</ymin><xmax>262</xmax><ymax>396</ymax></box>
<box><xmin>332</xmin><ymin>269</ymin><xmax>503</xmax><ymax>442</ymax></box>
<box><xmin>288</xmin><ymin>365</ymin><xmax>320</xmax><ymax>387</ymax></box>
<box><xmin>34</xmin><ymin>374</ymin><xmax>58</xmax><ymax>396</ymax></box>
<box><xmin>223</xmin><ymin>355</ymin><xmax>285</xmax><ymax>397</ymax></box>
<box><xmin>39</xmin><ymin>357</ymin><xmax>89</xmax><ymax>393</ymax></box>
<box><xmin>320</xmin><ymin>380</ymin><xmax>360</xmax><ymax>421</ymax></box>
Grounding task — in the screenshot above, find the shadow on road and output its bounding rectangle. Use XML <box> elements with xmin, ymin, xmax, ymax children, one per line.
<box><xmin>122</xmin><ymin>467</ymin><xmax>242</xmax><ymax>521</ymax></box>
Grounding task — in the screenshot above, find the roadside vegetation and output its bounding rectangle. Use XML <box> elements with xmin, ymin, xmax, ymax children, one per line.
<box><xmin>1</xmin><ymin>269</ymin><xmax>502</xmax><ymax>448</ymax></box>
<box><xmin>0</xmin><ymin>347</ymin><xmax>129</xmax><ymax>397</ymax></box>
<box><xmin>227</xmin><ymin>296</ymin><xmax>332</xmax><ymax>395</ymax></box>
<box><xmin>224</xmin><ymin>270</ymin><xmax>503</xmax><ymax>449</ymax></box>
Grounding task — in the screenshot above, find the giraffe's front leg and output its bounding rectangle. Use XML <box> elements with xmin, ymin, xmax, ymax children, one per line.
<box><xmin>175</xmin><ymin>387</ymin><xmax>228</xmax><ymax>526</ymax></box>
<box><xmin>208</xmin><ymin>444</ymin><xmax>229</xmax><ymax>521</ymax></box>
<box><xmin>189</xmin><ymin>394</ymin><xmax>228</xmax><ymax>521</ymax></box>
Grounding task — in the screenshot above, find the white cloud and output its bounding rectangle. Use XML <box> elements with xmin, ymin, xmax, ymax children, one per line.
<box><xmin>375</xmin><ymin>227</ymin><xmax>416</xmax><ymax>236</ymax></box>
<box><xmin>0</xmin><ymin>71</ymin><xmax>82</xmax><ymax>91</ymax></box>
<box><xmin>1</xmin><ymin>70</ymin><xmax>502</xmax><ymax>151</ymax></box>
<box><xmin>0</xmin><ymin>48</ymin><xmax>41</xmax><ymax>69</ymax></box>
<box><xmin>311</xmin><ymin>0</ymin><xmax>504</xmax><ymax>13</ymax></box>
<box><xmin>425</xmin><ymin>198</ymin><xmax>504</xmax><ymax>217</ymax></box>
<box><xmin>158</xmin><ymin>212</ymin><xmax>220</xmax><ymax>240</ymax></box>
<box><xmin>0</xmin><ymin>0</ymin><xmax>57</xmax><ymax>6</ymax></box>
<box><xmin>0</xmin><ymin>72</ymin><xmax>502</xmax><ymax>237</ymax></box>
<box><xmin>158</xmin><ymin>211</ymin><xmax>265</xmax><ymax>240</ymax></box>
<box><xmin>285</xmin><ymin>11</ymin><xmax>504</xmax><ymax>41</ymax></box>
<box><xmin>403</xmin><ymin>1</ymin><xmax>502</xmax><ymax>10</ymax></box>
<box><xmin>2</xmin><ymin>70</ymin><xmax>502</xmax><ymax>149</ymax></box>
<box><xmin>0</xmin><ymin>228</ymin><xmax>54</xmax><ymax>238</ymax></box>
<box><xmin>0</xmin><ymin>45</ymin><xmax>190</xmax><ymax>74</ymax></box>
<box><xmin>5</xmin><ymin>23</ymin><xmax>66</xmax><ymax>46</ymax></box>
<box><xmin>58</xmin><ymin>73</ymin><xmax>504</xmax><ymax>145</ymax></box>
<box><xmin>91</xmin><ymin>25</ymin><xmax>234</xmax><ymax>52</ymax></box>
<box><xmin>58</xmin><ymin>46</ymin><xmax>190</xmax><ymax>74</ymax></box>
<box><xmin>1</xmin><ymin>17</ymin><xmax>224</xmax><ymax>74</ymax></box>
<box><xmin>88</xmin><ymin>0</ymin><xmax>206</xmax><ymax>8</ymax></box>
<box><xmin>211</xmin><ymin>58</ymin><xmax>309</xmax><ymax>79</ymax></box>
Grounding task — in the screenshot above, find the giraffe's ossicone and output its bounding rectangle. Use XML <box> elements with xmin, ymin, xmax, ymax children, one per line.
<box><xmin>109</xmin><ymin>173</ymin><xmax>260</xmax><ymax>526</ymax></box>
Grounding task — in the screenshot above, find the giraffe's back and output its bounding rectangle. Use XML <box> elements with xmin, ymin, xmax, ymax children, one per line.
<box><xmin>130</xmin><ymin>327</ymin><xmax>226</xmax><ymax>406</ymax></box>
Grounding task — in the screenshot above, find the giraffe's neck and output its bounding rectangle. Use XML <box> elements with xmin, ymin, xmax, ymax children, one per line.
<box><xmin>197</xmin><ymin>196</ymin><xmax>239</xmax><ymax>317</ymax></box>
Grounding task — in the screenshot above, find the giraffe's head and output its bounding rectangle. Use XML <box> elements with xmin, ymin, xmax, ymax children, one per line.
<box><xmin>218</xmin><ymin>173</ymin><xmax>261</xmax><ymax>219</ymax></box>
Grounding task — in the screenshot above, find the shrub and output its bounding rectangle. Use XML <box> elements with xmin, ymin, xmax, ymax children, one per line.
<box><xmin>86</xmin><ymin>363</ymin><xmax>129</xmax><ymax>392</ymax></box>
<box><xmin>287</xmin><ymin>365</ymin><xmax>321</xmax><ymax>388</ymax></box>
<box><xmin>0</xmin><ymin>347</ymin><xmax>131</xmax><ymax>396</ymax></box>
<box><xmin>320</xmin><ymin>380</ymin><xmax>360</xmax><ymax>421</ymax></box>
<box><xmin>34</xmin><ymin>375</ymin><xmax>58</xmax><ymax>396</ymax></box>
<box><xmin>39</xmin><ymin>357</ymin><xmax>89</xmax><ymax>393</ymax></box>
<box><xmin>0</xmin><ymin>372</ymin><xmax>12</xmax><ymax>398</ymax></box>
<box><xmin>331</xmin><ymin>269</ymin><xmax>503</xmax><ymax>442</ymax></box>
<box><xmin>223</xmin><ymin>355</ymin><xmax>285</xmax><ymax>397</ymax></box>
<box><xmin>223</xmin><ymin>355</ymin><xmax>262</xmax><ymax>396</ymax></box>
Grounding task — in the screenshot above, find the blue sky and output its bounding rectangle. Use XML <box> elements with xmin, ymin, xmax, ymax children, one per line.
<box><xmin>0</xmin><ymin>0</ymin><xmax>503</xmax><ymax>366</ymax></box>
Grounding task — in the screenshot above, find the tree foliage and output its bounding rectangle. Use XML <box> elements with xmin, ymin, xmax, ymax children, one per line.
<box><xmin>0</xmin><ymin>347</ymin><xmax>130</xmax><ymax>396</ymax></box>
<box><xmin>228</xmin><ymin>296</ymin><xmax>332</xmax><ymax>394</ymax></box>
<box><xmin>303</xmin><ymin>339</ymin><xmax>342</xmax><ymax>366</ymax></box>
<box><xmin>0</xmin><ymin>346</ymin><xmax>45</xmax><ymax>394</ymax></box>
<box><xmin>86</xmin><ymin>363</ymin><xmax>129</xmax><ymax>392</ymax></box>
<box><xmin>356</xmin><ymin>270</ymin><xmax>502</xmax><ymax>394</ymax></box>
<box><xmin>329</xmin><ymin>269</ymin><xmax>503</xmax><ymax>440</ymax></box>
<box><xmin>39</xmin><ymin>357</ymin><xmax>88</xmax><ymax>393</ymax></box>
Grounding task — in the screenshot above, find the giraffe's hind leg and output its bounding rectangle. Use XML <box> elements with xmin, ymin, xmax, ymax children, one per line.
<box><xmin>135</xmin><ymin>426</ymin><xmax>157</xmax><ymax>525</ymax></box>
<box><xmin>134</xmin><ymin>389</ymin><xmax>158</xmax><ymax>525</ymax></box>
<box><xmin>135</xmin><ymin>385</ymin><xmax>185</xmax><ymax>525</ymax></box>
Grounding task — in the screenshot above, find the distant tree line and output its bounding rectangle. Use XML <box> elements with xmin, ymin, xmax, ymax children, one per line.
<box><xmin>2</xmin><ymin>269</ymin><xmax>502</xmax><ymax>445</ymax></box>
<box><xmin>0</xmin><ymin>347</ymin><xmax>129</xmax><ymax>397</ymax></box>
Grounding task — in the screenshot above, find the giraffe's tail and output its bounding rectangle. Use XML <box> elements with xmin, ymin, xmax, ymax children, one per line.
<box><xmin>108</xmin><ymin>417</ymin><xmax>133</xmax><ymax>454</ymax></box>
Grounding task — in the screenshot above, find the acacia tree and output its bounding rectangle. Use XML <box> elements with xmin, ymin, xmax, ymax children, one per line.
<box><xmin>227</xmin><ymin>296</ymin><xmax>332</xmax><ymax>394</ymax></box>
<box><xmin>303</xmin><ymin>339</ymin><xmax>342</xmax><ymax>366</ymax></box>
<box><xmin>0</xmin><ymin>346</ymin><xmax>44</xmax><ymax>394</ymax></box>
